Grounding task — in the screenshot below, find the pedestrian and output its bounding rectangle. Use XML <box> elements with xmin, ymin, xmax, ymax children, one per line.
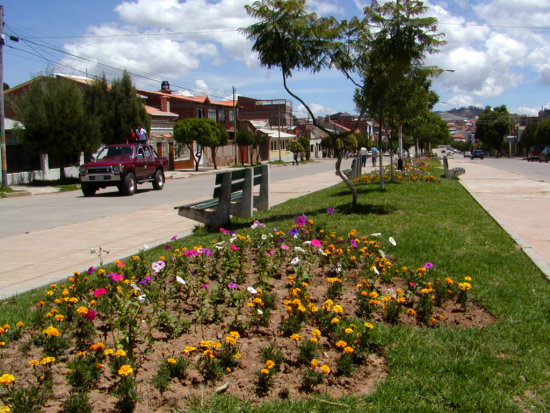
<box><xmin>136</xmin><ymin>125</ymin><xmax>147</xmax><ymax>146</ymax></box>
<box><xmin>360</xmin><ymin>146</ymin><xmax>367</xmax><ymax>167</ymax></box>
<box><xmin>292</xmin><ymin>151</ymin><xmax>299</xmax><ymax>165</ymax></box>
<box><xmin>371</xmin><ymin>146</ymin><xmax>378</xmax><ymax>167</ymax></box>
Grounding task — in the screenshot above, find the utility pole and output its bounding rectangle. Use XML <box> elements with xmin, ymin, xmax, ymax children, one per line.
<box><xmin>0</xmin><ymin>5</ymin><xmax>7</xmax><ymax>186</ymax></box>
<box><xmin>232</xmin><ymin>86</ymin><xmax>237</xmax><ymax>164</ymax></box>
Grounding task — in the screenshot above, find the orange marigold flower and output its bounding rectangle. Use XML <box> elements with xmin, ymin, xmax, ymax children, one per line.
<box><xmin>118</xmin><ymin>365</ymin><xmax>133</xmax><ymax>377</ymax></box>
<box><xmin>320</xmin><ymin>364</ymin><xmax>331</xmax><ymax>374</ymax></box>
<box><xmin>260</xmin><ymin>368</ymin><xmax>270</xmax><ymax>375</ymax></box>
<box><xmin>0</xmin><ymin>374</ymin><xmax>16</xmax><ymax>386</ymax></box>
<box><xmin>166</xmin><ymin>358</ymin><xmax>177</xmax><ymax>364</ymax></box>
<box><xmin>344</xmin><ymin>346</ymin><xmax>354</xmax><ymax>354</ymax></box>
<box><xmin>290</xmin><ymin>333</ymin><xmax>301</xmax><ymax>341</ymax></box>
<box><xmin>43</xmin><ymin>326</ymin><xmax>60</xmax><ymax>337</ymax></box>
<box><xmin>265</xmin><ymin>360</ymin><xmax>275</xmax><ymax>369</ymax></box>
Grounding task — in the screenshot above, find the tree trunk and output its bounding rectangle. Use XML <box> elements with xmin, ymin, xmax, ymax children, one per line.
<box><xmin>378</xmin><ymin>122</ymin><xmax>385</xmax><ymax>190</ymax></box>
<box><xmin>211</xmin><ymin>147</ymin><xmax>218</xmax><ymax>170</ymax></box>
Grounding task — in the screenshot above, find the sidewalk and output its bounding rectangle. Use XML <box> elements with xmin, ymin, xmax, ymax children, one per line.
<box><xmin>0</xmin><ymin>162</ymin><xmax>345</xmax><ymax>299</ymax></box>
<box><xmin>449</xmin><ymin>157</ymin><xmax>550</xmax><ymax>281</ymax></box>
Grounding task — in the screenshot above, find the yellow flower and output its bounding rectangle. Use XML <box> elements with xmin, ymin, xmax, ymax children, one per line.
<box><xmin>229</xmin><ymin>331</ymin><xmax>240</xmax><ymax>340</ymax></box>
<box><xmin>115</xmin><ymin>349</ymin><xmax>127</xmax><ymax>357</ymax></box>
<box><xmin>16</xmin><ymin>322</ymin><xmax>24</xmax><ymax>328</ymax></box>
<box><xmin>104</xmin><ymin>349</ymin><xmax>114</xmax><ymax>356</ymax></box>
<box><xmin>465</xmin><ymin>276</ymin><xmax>472</xmax><ymax>282</ymax></box>
<box><xmin>0</xmin><ymin>374</ymin><xmax>15</xmax><ymax>386</ymax></box>
<box><xmin>1</xmin><ymin>405</ymin><xmax>11</xmax><ymax>412</ymax></box>
<box><xmin>330</xmin><ymin>317</ymin><xmax>340</xmax><ymax>324</ymax></box>
<box><xmin>320</xmin><ymin>364</ymin><xmax>331</xmax><ymax>374</ymax></box>
<box><xmin>311</xmin><ymin>359</ymin><xmax>319</xmax><ymax>368</ymax></box>
<box><xmin>344</xmin><ymin>328</ymin><xmax>353</xmax><ymax>335</ymax></box>
<box><xmin>332</xmin><ymin>304</ymin><xmax>343</xmax><ymax>314</ymax></box>
<box><xmin>183</xmin><ymin>346</ymin><xmax>196</xmax><ymax>353</ymax></box>
<box><xmin>90</xmin><ymin>342</ymin><xmax>105</xmax><ymax>351</ymax></box>
<box><xmin>260</xmin><ymin>368</ymin><xmax>270</xmax><ymax>375</ymax></box>
<box><xmin>406</xmin><ymin>308</ymin><xmax>417</xmax><ymax>317</ymax></box>
<box><xmin>265</xmin><ymin>360</ymin><xmax>275</xmax><ymax>369</ymax></box>
<box><xmin>344</xmin><ymin>346</ymin><xmax>354</xmax><ymax>354</ymax></box>
<box><xmin>458</xmin><ymin>282</ymin><xmax>472</xmax><ymax>291</ymax></box>
<box><xmin>335</xmin><ymin>340</ymin><xmax>347</xmax><ymax>348</ymax></box>
<box><xmin>76</xmin><ymin>306</ymin><xmax>88</xmax><ymax>316</ymax></box>
<box><xmin>43</xmin><ymin>326</ymin><xmax>60</xmax><ymax>337</ymax></box>
<box><xmin>311</xmin><ymin>329</ymin><xmax>321</xmax><ymax>337</ymax></box>
<box><xmin>397</xmin><ymin>297</ymin><xmax>407</xmax><ymax>304</ymax></box>
<box><xmin>203</xmin><ymin>349</ymin><xmax>215</xmax><ymax>359</ymax></box>
<box><xmin>225</xmin><ymin>336</ymin><xmax>237</xmax><ymax>345</ymax></box>
<box><xmin>118</xmin><ymin>365</ymin><xmax>133</xmax><ymax>377</ymax></box>
<box><xmin>54</xmin><ymin>314</ymin><xmax>65</xmax><ymax>322</ymax></box>
<box><xmin>310</xmin><ymin>337</ymin><xmax>319</xmax><ymax>343</ymax></box>
<box><xmin>290</xmin><ymin>333</ymin><xmax>301</xmax><ymax>341</ymax></box>
<box><xmin>166</xmin><ymin>358</ymin><xmax>177</xmax><ymax>364</ymax></box>
<box><xmin>29</xmin><ymin>360</ymin><xmax>40</xmax><ymax>367</ymax></box>
<box><xmin>40</xmin><ymin>356</ymin><xmax>56</xmax><ymax>365</ymax></box>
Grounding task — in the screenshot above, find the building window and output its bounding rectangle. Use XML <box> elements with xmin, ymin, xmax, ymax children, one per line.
<box><xmin>197</xmin><ymin>108</ymin><xmax>204</xmax><ymax>118</ymax></box>
<box><xmin>208</xmin><ymin>109</ymin><xmax>216</xmax><ymax>120</ymax></box>
<box><xmin>217</xmin><ymin>109</ymin><xmax>226</xmax><ymax>123</ymax></box>
<box><xmin>229</xmin><ymin>109</ymin><xmax>235</xmax><ymax>123</ymax></box>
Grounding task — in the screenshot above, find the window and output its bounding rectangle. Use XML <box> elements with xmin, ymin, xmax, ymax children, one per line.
<box><xmin>217</xmin><ymin>109</ymin><xmax>226</xmax><ymax>123</ymax></box>
<box><xmin>208</xmin><ymin>109</ymin><xmax>216</xmax><ymax>120</ymax></box>
<box><xmin>229</xmin><ymin>109</ymin><xmax>235</xmax><ymax>123</ymax></box>
<box><xmin>197</xmin><ymin>108</ymin><xmax>204</xmax><ymax>118</ymax></box>
<box><xmin>143</xmin><ymin>146</ymin><xmax>153</xmax><ymax>158</ymax></box>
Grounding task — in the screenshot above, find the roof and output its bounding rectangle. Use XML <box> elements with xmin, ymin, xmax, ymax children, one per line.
<box><xmin>211</xmin><ymin>100</ymin><xmax>235</xmax><ymax>107</ymax></box>
<box><xmin>145</xmin><ymin>105</ymin><xmax>178</xmax><ymax>117</ymax></box>
<box><xmin>258</xmin><ymin>128</ymin><xmax>296</xmax><ymax>139</ymax></box>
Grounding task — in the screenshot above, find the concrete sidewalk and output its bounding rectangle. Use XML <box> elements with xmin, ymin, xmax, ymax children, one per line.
<box><xmin>449</xmin><ymin>157</ymin><xmax>550</xmax><ymax>281</ymax></box>
<box><xmin>0</xmin><ymin>163</ymin><xmax>345</xmax><ymax>299</ymax></box>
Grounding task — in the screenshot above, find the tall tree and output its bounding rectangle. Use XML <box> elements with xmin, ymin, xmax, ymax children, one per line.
<box><xmin>13</xmin><ymin>76</ymin><xmax>101</xmax><ymax>178</ymax></box>
<box><xmin>354</xmin><ymin>0</ymin><xmax>444</xmax><ymax>188</ymax></box>
<box><xmin>475</xmin><ymin>105</ymin><xmax>512</xmax><ymax>151</ymax></box>
<box><xmin>103</xmin><ymin>70</ymin><xmax>149</xmax><ymax>145</ymax></box>
<box><xmin>173</xmin><ymin>118</ymin><xmax>224</xmax><ymax>171</ymax></box>
<box><xmin>535</xmin><ymin>118</ymin><xmax>550</xmax><ymax>146</ymax></box>
<box><xmin>83</xmin><ymin>73</ymin><xmax>110</xmax><ymax>148</ymax></box>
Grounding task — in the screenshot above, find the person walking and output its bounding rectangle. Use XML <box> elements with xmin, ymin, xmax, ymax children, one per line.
<box><xmin>360</xmin><ymin>147</ymin><xmax>368</xmax><ymax>167</ymax></box>
<box><xmin>371</xmin><ymin>146</ymin><xmax>378</xmax><ymax>167</ymax></box>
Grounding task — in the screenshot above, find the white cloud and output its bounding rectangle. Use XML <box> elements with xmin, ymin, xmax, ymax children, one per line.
<box><xmin>295</xmin><ymin>103</ymin><xmax>336</xmax><ymax>118</ymax></box>
<box><xmin>514</xmin><ymin>106</ymin><xmax>540</xmax><ymax>116</ymax></box>
<box><xmin>309</xmin><ymin>0</ymin><xmax>345</xmax><ymax>15</ymax></box>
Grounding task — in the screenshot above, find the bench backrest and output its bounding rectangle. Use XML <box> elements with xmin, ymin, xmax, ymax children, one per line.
<box><xmin>212</xmin><ymin>165</ymin><xmax>265</xmax><ymax>198</ymax></box>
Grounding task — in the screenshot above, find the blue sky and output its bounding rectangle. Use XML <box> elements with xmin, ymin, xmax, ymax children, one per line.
<box><xmin>3</xmin><ymin>0</ymin><xmax>550</xmax><ymax>117</ymax></box>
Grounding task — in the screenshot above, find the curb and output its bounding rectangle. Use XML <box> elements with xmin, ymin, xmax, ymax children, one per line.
<box><xmin>459</xmin><ymin>180</ymin><xmax>550</xmax><ymax>282</ymax></box>
<box><xmin>3</xmin><ymin>190</ymin><xmax>31</xmax><ymax>198</ymax></box>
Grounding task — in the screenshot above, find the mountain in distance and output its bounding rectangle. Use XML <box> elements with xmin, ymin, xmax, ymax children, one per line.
<box><xmin>447</xmin><ymin>106</ymin><xmax>483</xmax><ymax>118</ymax></box>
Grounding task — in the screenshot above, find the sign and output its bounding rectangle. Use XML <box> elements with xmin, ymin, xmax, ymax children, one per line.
<box><xmin>506</xmin><ymin>136</ymin><xmax>516</xmax><ymax>143</ymax></box>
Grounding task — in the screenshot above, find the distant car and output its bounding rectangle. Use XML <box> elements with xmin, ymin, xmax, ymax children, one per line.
<box><xmin>528</xmin><ymin>145</ymin><xmax>543</xmax><ymax>161</ymax></box>
<box><xmin>471</xmin><ymin>149</ymin><xmax>484</xmax><ymax>159</ymax></box>
<box><xmin>464</xmin><ymin>151</ymin><xmax>472</xmax><ymax>158</ymax></box>
<box><xmin>539</xmin><ymin>146</ymin><xmax>550</xmax><ymax>162</ymax></box>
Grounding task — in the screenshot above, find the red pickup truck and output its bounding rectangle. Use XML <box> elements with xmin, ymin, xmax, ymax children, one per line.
<box><xmin>79</xmin><ymin>143</ymin><xmax>169</xmax><ymax>196</ymax></box>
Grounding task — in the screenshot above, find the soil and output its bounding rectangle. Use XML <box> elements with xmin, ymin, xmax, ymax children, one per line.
<box><xmin>1</xmin><ymin>244</ymin><xmax>496</xmax><ymax>412</ymax></box>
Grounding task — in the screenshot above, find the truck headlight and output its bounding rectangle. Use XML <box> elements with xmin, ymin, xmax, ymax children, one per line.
<box><xmin>79</xmin><ymin>167</ymin><xmax>86</xmax><ymax>175</ymax></box>
<box><xmin>112</xmin><ymin>165</ymin><xmax>124</xmax><ymax>173</ymax></box>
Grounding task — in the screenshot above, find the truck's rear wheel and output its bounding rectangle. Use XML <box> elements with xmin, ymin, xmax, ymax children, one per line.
<box><xmin>81</xmin><ymin>183</ymin><xmax>97</xmax><ymax>197</ymax></box>
<box><xmin>152</xmin><ymin>170</ymin><xmax>165</xmax><ymax>190</ymax></box>
<box><xmin>121</xmin><ymin>172</ymin><xmax>136</xmax><ymax>195</ymax></box>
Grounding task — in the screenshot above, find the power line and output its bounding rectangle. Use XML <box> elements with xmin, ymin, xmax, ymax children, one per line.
<box><xmin>15</xmin><ymin>28</ymin><xmax>239</xmax><ymax>39</ymax></box>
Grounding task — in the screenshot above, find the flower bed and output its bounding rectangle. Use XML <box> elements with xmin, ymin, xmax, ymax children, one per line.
<box><xmin>0</xmin><ymin>214</ymin><xmax>493</xmax><ymax>412</ymax></box>
<box><xmin>353</xmin><ymin>160</ymin><xmax>441</xmax><ymax>184</ymax></box>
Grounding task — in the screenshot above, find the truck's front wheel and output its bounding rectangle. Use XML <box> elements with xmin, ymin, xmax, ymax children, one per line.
<box><xmin>121</xmin><ymin>172</ymin><xmax>136</xmax><ymax>195</ymax></box>
<box><xmin>152</xmin><ymin>170</ymin><xmax>165</xmax><ymax>190</ymax></box>
<box><xmin>81</xmin><ymin>183</ymin><xmax>97</xmax><ymax>197</ymax></box>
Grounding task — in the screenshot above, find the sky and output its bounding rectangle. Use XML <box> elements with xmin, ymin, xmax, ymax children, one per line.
<box><xmin>2</xmin><ymin>0</ymin><xmax>550</xmax><ymax>118</ymax></box>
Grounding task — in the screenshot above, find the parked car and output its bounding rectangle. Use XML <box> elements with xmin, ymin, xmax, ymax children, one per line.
<box><xmin>539</xmin><ymin>146</ymin><xmax>550</xmax><ymax>163</ymax></box>
<box><xmin>79</xmin><ymin>143</ymin><xmax>168</xmax><ymax>196</ymax></box>
<box><xmin>464</xmin><ymin>151</ymin><xmax>472</xmax><ymax>158</ymax></box>
<box><xmin>527</xmin><ymin>145</ymin><xmax>543</xmax><ymax>161</ymax></box>
<box><xmin>471</xmin><ymin>149</ymin><xmax>484</xmax><ymax>159</ymax></box>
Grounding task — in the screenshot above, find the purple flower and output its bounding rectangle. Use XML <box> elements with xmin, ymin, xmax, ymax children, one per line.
<box><xmin>164</xmin><ymin>245</ymin><xmax>172</xmax><ymax>250</ymax></box>
<box><xmin>170</xmin><ymin>235</ymin><xmax>178</xmax><ymax>241</ymax></box>
<box><xmin>227</xmin><ymin>283</ymin><xmax>238</xmax><ymax>289</ymax></box>
<box><xmin>87</xmin><ymin>266</ymin><xmax>95</xmax><ymax>275</ymax></box>
<box><xmin>138</xmin><ymin>275</ymin><xmax>152</xmax><ymax>285</ymax></box>
<box><xmin>350</xmin><ymin>239</ymin><xmax>358</xmax><ymax>248</ymax></box>
<box><xmin>108</xmin><ymin>273</ymin><xmax>124</xmax><ymax>282</ymax></box>
<box><xmin>289</xmin><ymin>228</ymin><xmax>299</xmax><ymax>236</ymax></box>
<box><xmin>326</xmin><ymin>208</ymin><xmax>335</xmax><ymax>215</ymax></box>
<box><xmin>295</xmin><ymin>216</ymin><xmax>307</xmax><ymax>226</ymax></box>
<box><xmin>199</xmin><ymin>283</ymin><xmax>209</xmax><ymax>289</ymax></box>
<box><xmin>423</xmin><ymin>262</ymin><xmax>434</xmax><ymax>269</ymax></box>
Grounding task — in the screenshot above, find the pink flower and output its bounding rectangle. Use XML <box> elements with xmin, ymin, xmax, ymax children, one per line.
<box><xmin>409</xmin><ymin>282</ymin><xmax>416</xmax><ymax>287</ymax></box>
<box><xmin>230</xmin><ymin>244</ymin><xmax>239</xmax><ymax>251</ymax></box>
<box><xmin>109</xmin><ymin>273</ymin><xmax>124</xmax><ymax>282</ymax></box>
<box><xmin>170</xmin><ymin>235</ymin><xmax>178</xmax><ymax>241</ymax></box>
<box><xmin>200</xmin><ymin>283</ymin><xmax>209</xmax><ymax>289</ymax></box>
<box><xmin>281</xmin><ymin>244</ymin><xmax>290</xmax><ymax>250</ymax></box>
<box><xmin>93</xmin><ymin>288</ymin><xmax>107</xmax><ymax>297</ymax></box>
<box><xmin>266</xmin><ymin>250</ymin><xmax>277</xmax><ymax>256</ymax></box>
<box><xmin>311</xmin><ymin>239</ymin><xmax>322</xmax><ymax>248</ymax></box>
<box><xmin>423</xmin><ymin>262</ymin><xmax>434</xmax><ymax>269</ymax></box>
<box><xmin>84</xmin><ymin>309</ymin><xmax>97</xmax><ymax>321</ymax></box>
<box><xmin>116</xmin><ymin>261</ymin><xmax>125</xmax><ymax>268</ymax></box>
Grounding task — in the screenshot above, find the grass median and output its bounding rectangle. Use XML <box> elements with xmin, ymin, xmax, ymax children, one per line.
<box><xmin>1</xmin><ymin>162</ymin><xmax>549</xmax><ymax>412</ymax></box>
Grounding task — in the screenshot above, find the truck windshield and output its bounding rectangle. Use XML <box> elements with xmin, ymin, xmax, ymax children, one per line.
<box><xmin>96</xmin><ymin>146</ymin><xmax>133</xmax><ymax>159</ymax></box>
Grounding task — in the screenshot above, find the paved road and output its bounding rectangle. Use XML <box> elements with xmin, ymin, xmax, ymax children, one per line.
<box><xmin>452</xmin><ymin>155</ymin><xmax>550</xmax><ymax>182</ymax></box>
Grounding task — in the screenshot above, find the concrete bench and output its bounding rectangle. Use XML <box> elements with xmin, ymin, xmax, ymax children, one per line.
<box><xmin>443</xmin><ymin>156</ymin><xmax>465</xmax><ymax>179</ymax></box>
<box><xmin>343</xmin><ymin>156</ymin><xmax>362</xmax><ymax>179</ymax></box>
<box><xmin>175</xmin><ymin>164</ymin><xmax>270</xmax><ymax>227</ymax></box>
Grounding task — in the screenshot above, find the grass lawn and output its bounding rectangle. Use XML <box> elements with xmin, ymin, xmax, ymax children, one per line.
<box><xmin>1</xmin><ymin>163</ymin><xmax>549</xmax><ymax>412</ymax></box>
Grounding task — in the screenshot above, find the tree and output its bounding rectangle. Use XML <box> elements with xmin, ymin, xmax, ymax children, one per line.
<box><xmin>103</xmin><ymin>70</ymin><xmax>149</xmax><ymax>145</ymax></box>
<box><xmin>251</xmin><ymin>131</ymin><xmax>268</xmax><ymax>165</ymax></box>
<box><xmin>173</xmin><ymin>118</ymin><xmax>224</xmax><ymax>171</ymax></box>
<box><xmin>519</xmin><ymin>121</ymin><xmax>538</xmax><ymax>151</ymax></box>
<box><xmin>475</xmin><ymin>105</ymin><xmax>512</xmax><ymax>152</ymax></box>
<box><xmin>416</xmin><ymin>112</ymin><xmax>451</xmax><ymax>153</ymax></box>
<box><xmin>13</xmin><ymin>76</ymin><xmax>101</xmax><ymax>178</ymax></box>
<box><xmin>298</xmin><ymin>136</ymin><xmax>311</xmax><ymax>160</ymax></box>
<box><xmin>535</xmin><ymin>118</ymin><xmax>550</xmax><ymax>146</ymax></box>
<box><xmin>206</xmin><ymin>122</ymin><xmax>229</xmax><ymax>169</ymax></box>
<box><xmin>287</xmin><ymin>140</ymin><xmax>304</xmax><ymax>154</ymax></box>
<box><xmin>236</xmin><ymin>129</ymin><xmax>255</xmax><ymax>165</ymax></box>
<box><xmin>353</xmin><ymin>0</ymin><xmax>444</xmax><ymax>188</ymax></box>
<box><xmin>83</xmin><ymin>73</ymin><xmax>110</xmax><ymax>147</ymax></box>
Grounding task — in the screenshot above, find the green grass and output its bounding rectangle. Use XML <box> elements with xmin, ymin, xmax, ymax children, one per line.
<box><xmin>2</xmin><ymin>165</ymin><xmax>550</xmax><ymax>412</ymax></box>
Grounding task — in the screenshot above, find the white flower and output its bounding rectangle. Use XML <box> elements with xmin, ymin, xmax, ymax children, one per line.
<box><xmin>137</xmin><ymin>294</ymin><xmax>149</xmax><ymax>304</ymax></box>
<box><xmin>371</xmin><ymin>233</ymin><xmax>382</xmax><ymax>237</ymax></box>
<box><xmin>294</xmin><ymin>246</ymin><xmax>305</xmax><ymax>253</ymax></box>
<box><xmin>141</xmin><ymin>244</ymin><xmax>149</xmax><ymax>251</ymax></box>
<box><xmin>303</xmin><ymin>240</ymin><xmax>312</xmax><ymax>245</ymax></box>
<box><xmin>261</xmin><ymin>234</ymin><xmax>268</xmax><ymax>240</ymax></box>
<box><xmin>152</xmin><ymin>260</ymin><xmax>166</xmax><ymax>273</ymax></box>
<box><xmin>257</xmin><ymin>309</ymin><xmax>264</xmax><ymax>315</ymax></box>
<box><xmin>215</xmin><ymin>241</ymin><xmax>226</xmax><ymax>250</ymax></box>
<box><xmin>335</xmin><ymin>264</ymin><xmax>342</xmax><ymax>273</ymax></box>
<box><xmin>371</xmin><ymin>265</ymin><xmax>380</xmax><ymax>275</ymax></box>
<box><xmin>176</xmin><ymin>276</ymin><xmax>186</xmax><ymax>285</ymax></box>
<box><xmin>319</xmin><ymin>249</ymin><xmax>328</xmax><ymax>256</ymax></box>
<box><xmin>379</xmin><ymin>250</ymin><xmax>386</xmax><ymax>258</ymax></box>
<box><xmin>247</xmin><ymin>286</ymin><xmax>258</xmax><ymax>294</ymax></box>
<box><xmin>290</xmin><ymin>257</ymin><xmax>301</xmax><ymax>266</ymax></box>
<box><xmin>229</xmin><ymin>235</ymin><xmax>237</xmax><ymax>243</ymax></box>
<box><xmin>130</xmin><ymin>283</ymin><xmax>141</xmax><ymax>292</ymax></box>
<box><xmin>251</xmin><ymin>220</ymin><xmax>265</xmax><ymax>229</ymax></box>
<box><xmin>389</xmin><ymin>237</ymin><xmax>397</xmax><ymax>246</ymax></box>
